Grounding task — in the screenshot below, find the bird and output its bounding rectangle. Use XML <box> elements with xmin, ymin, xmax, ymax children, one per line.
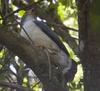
<box><xmin>20</xmin><ymin>11</ymin><xmax>77</xmax><ymax>83</ymax></box>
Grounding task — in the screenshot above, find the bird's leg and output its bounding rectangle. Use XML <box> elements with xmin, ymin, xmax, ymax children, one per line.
<box><xmin>44</xmin><ymin>49</ymin><xmax>52</xmax><ymax>80</ymax></box>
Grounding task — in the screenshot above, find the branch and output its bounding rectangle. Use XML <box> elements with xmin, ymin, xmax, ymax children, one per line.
<box><xmin>0</xmin><ymin>27</ymin><xmax>68</xmax><ymax>91</ymax></box>
<box><xmin>0</xmin><ymin>81</ymin><xmax>33</xmax><ymax>91</ymax></box>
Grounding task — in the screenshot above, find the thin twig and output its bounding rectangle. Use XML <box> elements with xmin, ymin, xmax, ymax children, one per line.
<box><xmin>50</xmin><ymin>23</ymin><xmax>78</xmax><ymax>31</ymax></box>
<box><xmin>44</xmin><ymin>49</ymin><xmax>52</xmax><ymax>80</ymax></box>
<box><xmin>32</xmin><ymin>81</ymin><xmax>41</xmax><ymax>88</ymax></box>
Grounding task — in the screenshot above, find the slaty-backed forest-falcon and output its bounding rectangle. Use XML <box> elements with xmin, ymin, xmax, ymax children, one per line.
<box><xmin>20</xmin><ymin>11</ymin><xmax>77</xmax><ymax>82</ymax></box>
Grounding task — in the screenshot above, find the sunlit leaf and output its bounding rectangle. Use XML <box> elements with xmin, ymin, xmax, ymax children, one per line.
<box><xmin>0</xmin><ymin>49</ymin><xmax>4</xmax><ymax>58</ymax></box>
<box><xmin>57</xmin><ymin>3</ymin><xmax>66</xmax><ymax>20</ymax></box>
<box><xmin>18</xmin><ymin>10</ymin><xmax>25</xmax><ymax>17</ymax></box>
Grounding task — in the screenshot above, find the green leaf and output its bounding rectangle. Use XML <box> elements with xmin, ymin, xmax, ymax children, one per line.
<box><xmin>18</xmin><ymin>10</ymin><xmax>25</xmax><ymax>17</ymax></box>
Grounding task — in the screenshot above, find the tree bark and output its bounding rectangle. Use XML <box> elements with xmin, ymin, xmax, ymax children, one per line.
<box><xmin>0</xmin><ymin>27</ymin><xmax>68</xmax><ymax>91</ymax></box>
<box><xmin>77</xmin><ymin>0</ymin><xmax>100</xmax><ymax>90</ymax></box>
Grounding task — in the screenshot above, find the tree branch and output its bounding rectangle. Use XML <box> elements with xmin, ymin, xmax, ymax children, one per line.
<box><xmin>0</xmin><ymin>27</ymin><xmax>68</xmax><ymax>91</ymax></box>
<box><xmin>0</xmin><ymin>81</ymin><xmax>33</xmax><ymax>91</ymax></box>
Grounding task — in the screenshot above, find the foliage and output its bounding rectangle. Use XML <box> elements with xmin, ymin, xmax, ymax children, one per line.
<box><xmin>0</xmin><ymin>0</ymin><xmax>83</xmax><ymax>91</ymax></box>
